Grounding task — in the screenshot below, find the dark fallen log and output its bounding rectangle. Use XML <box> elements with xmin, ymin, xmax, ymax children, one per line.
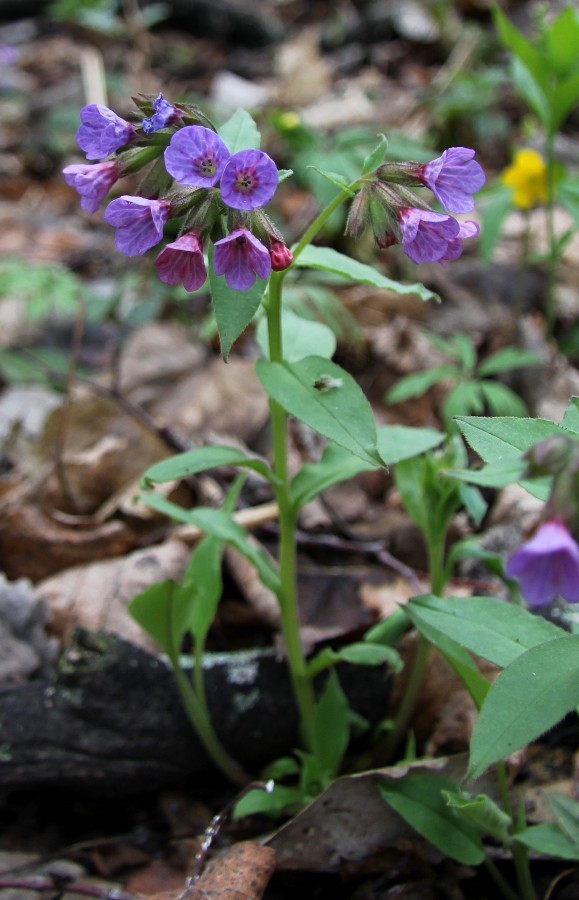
<box><xmin>0</xmin><ymin>0</ymin><xmax>284</xmax><ymax>46</ymax></box>
<box><xmin>0</xmin><ymin>628</ymin><xmax>392</xmax><ymax>795</ymax></box>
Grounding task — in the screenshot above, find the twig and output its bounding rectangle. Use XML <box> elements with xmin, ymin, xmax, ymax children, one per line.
<box><xmin>0</xmin><ymin>876</ymin><xmax>137</xmax><ymax>900</ymax></box>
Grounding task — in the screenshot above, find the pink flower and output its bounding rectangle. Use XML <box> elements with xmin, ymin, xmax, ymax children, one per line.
<box><xmin>269</xmin><ymin>240</ymin><xmax>293</xmax><ymax>271</ymax></box>
<box><xmin>220</xmin><ymin>149</ymin><xmax>278</xmax><ymax>211</ymax></box>
<box><xmin>398</xmin><ymin>208</ymin><xmax>460</xmax><ymax>263</ymax></box>
<box><xmin>419</xmin><ymin>147</ymin><xmax>486</xmax><ymax>214</ymax></box>
<box><xmin>154</xmin><ymin>232</ymin><xmax>207</xmax><ymax>291</ymax></box>
<box><xmin>104</xmin><ymin>196</ymin><xmax>170</xmax><ymax>256</ymax></box>
<box><xmin>505</xmin><ymin>519</ymin><xmax>579</xmax><ymax>608</ymax></box>
<box><xmin>63</xmin><ymin>161</ymin><xmax>120</xmax><ymax>213</ymax></box>
<box><xmin>213</xmin><ymin>228</ymin><xmax>271</xmax><ymax>290</ymax></box>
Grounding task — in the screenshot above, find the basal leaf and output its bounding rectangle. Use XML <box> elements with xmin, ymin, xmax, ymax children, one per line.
<box><xmin>515</xmin><ymin>823</ymin><xmax>579</xmax><ymax>861</ymax></box>
<box><xmin>468</xmin><ymin>635</ymin><xmax>579</xmax><ymax>780</ymax></box>
<box><xmin>141</xmin><ymin>445</ymin><xmax>273</xmax><ymax>488</ymax></box>
<box><xmin>378</xmin><ymin>774</ymin><xmax>485</xmax><ymax>865</ymax></box>
<box><xmin>290</xmin><ymin>442</ymin><xmax>377</xmax><ymax>512</ymax></box>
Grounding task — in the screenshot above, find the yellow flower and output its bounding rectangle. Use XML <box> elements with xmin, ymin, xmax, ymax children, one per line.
<box><xmin>501</xmin><ymin>148</ymin><xmax>548</xmax><ymax>210</ymax></box>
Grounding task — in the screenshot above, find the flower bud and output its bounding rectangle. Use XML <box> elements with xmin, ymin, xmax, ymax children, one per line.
<box><xmin>270</xmin><ymin>239</ymin><xmax>293</xmax><ymax>271</ymax></box>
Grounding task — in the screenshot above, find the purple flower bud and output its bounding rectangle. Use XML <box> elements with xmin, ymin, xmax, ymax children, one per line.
<box><xmin>397</xmin><ymin>208</ymin><xmax>460</xmax><ymax>263</ymax></box>
<box><xmin>220</xmin><ymin>149</ymin><xmax>278</xmax><ymax>211</ymax></box>
<box><xmin>505</xmin><ymin>519</ymin><xmax>579</xmax><ymax>608</ymax></box>
<box><xmin>213</xmin><ymin>228</ymin><xmax>271</xmax><ymax>290</ymax></box>
<box><xmin>419</xmin><ymin>147</ymin><xmax>486</xmax><ymax>214</ymax></box>
<box><xmin>154</xmin><ymin>231</ymin><xmax>207</xmax><ymax>292</ymax></box>
<box><xmin>164</xmin><ymin>125</ymin><xmax>230</xmax><ymax>187</ymax></box>
<box><xmin>269</xmin><ymin>239</ymin><xmax>293</xmax><ymax>271</ymax></box>
<box><xmin>142</xmin><ymin>93</ymin><xmax>180</xmax><ymax>134</ymax></box>
<box><xmin>63</xmin><ymin>160</ymin><xmax>120</xmax><ymax>213</ymax></box>
<box><xmin>76</xmin><ymin>104</ymin><xmax>136</xmax><ymax>160</ymax></box>
<box><xmin>103</xmin><ymin>195</ymin><xmax>170</xmax><ymax>257</ymax></box>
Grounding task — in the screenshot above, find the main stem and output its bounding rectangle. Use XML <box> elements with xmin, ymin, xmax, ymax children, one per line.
<box><xmin>267</xmin><ymin>270</ymin><xmax>315</xmax><ymax>749</ymax></box>
<box><xmin>544</xmin><ymin>130</ymin><xmax>557</xmax><ymax>338</ymax></box>
<box><xmin>262</xmin><ymin>183</ymin><xmax>359</xmax><ymax>750</ymax></box>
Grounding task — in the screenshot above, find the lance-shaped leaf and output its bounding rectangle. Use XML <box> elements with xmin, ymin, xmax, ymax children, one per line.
<box><xmin>141</xmin><ymin>445</ymin><xmax>274</xmax><ymax>489</ymax></box>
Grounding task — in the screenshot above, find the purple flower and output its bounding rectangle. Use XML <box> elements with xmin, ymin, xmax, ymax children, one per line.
<box><xmin>419</xmin><ymin>147</ymin><xmax>486</xmax><ymax>214</ymax></box>
<box><xmin>142</xmin><ymin>93</ymin><xmax>179</xmax><ymax>134</ymax></box>
<box><xmin>76</xmin><ymin>104</ymin><xmax>135</xmax><ymax>160</ymax></box>
<box><xmin>398</xmin><ymin>208</ymin><xmax>460</xmax><ymax>263</ymax></box>
<box><xmin>63</xmin><ymin>161</ymin><xmax>120</xmax><ymax>213</ymax></box>
<box><xmin>440</xmin><ymin>220</ymin><xmax>480</xmax><ymax>263</ymax></box>
<box><xmin>103</xmin><ymin>195</ymin><xmax>170</xmax><ymax>256</ymax></box>
<box><xmin>505</xmin><ymin>519</ymin><xmax>579</xmax><ymax>608</ymax></box>
<box><xmin>220</xmin><ymin>149</ymin><xmax>278</xmax><ymax>211</ymax></box>
<box><xmin>213</xmin><ymin>228</ymin><xmax>271</xmax><ymax>290</ymax></box>
<box><xmin>154</xmin><ymin>231</ymin><xmax>207</xmax><ymax>291</ymax></box>
<box><xmin>164</xmin><ymin>126</ymin><xmax>230</xmax><ymax>187</ymax></box>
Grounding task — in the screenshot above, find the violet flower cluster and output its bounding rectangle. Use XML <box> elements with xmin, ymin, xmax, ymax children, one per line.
<box><xmin>63</xmin><ymin>94</ymin><xmax>485</xmax><ymax>291</ymax></box>
<box><xmin>346</xmin><ymin>147</ymin><xmax>485</xmax><ymax>264</ymax></box>
<box><xmin>63</xmin><ymin>94</ymin><xmax>292</xmax><ymax>291</ymax></box>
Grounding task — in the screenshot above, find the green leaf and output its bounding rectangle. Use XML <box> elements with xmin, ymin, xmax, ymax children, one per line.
<box><xmin>255</xmin><ymin>309</ymin><xmax>336</xmax><ymax>362</ymax></box>
<box><xmin>515</xmin><ymin>823</ymin><xmax>579</xmax><ymax>861</ymax></box>
<box><xmin>479</xmin><ymin>381</ymin><xmax>528</xmax><ymax>417</ymax></box>
<box><xmin>456</xmin><ymin>415</ymin><xmax>567</xmax><ymax>463</ymax></box>
<box><xmin>208</xmin><ymin>244</ymin><xmax>266</xmax><ymax>361</ymax></box>
<box><xmin>141</xmin><ymin>445</ymin><xmax>273</xmax><ymax>488</ymax></box>
<box><xmin>294</xmin><ymin>245</ymin><xmax>437</xmax><ymax>303</ymax></box>
<box><xmin>378</xmin><ymin>774</ymin><xmax>485</xmax><ymax>865</ymax></box>
<box><xmin>307</xmin><ymin>642</ymin><xmax>402</xmax><ymax>677</ymax></box>
<box><xmin>511</xmin><ymin>57</ymin><xmax>551</xmax><ymax>130</ymax></box>
<box><xmin>406</xmin><ymin>594</ymin><xmax>564</xmax><ymax>669</ymax></box>
<box><xmin>361</xmin><ymin>134</ymin><xmax>388</xmax><ymax>175</ymax></box>
<box><xmin>138</xmin><ymin>496</ymin><xmax>281</xmax><ymax>595</ymax></box>
<box><xmin>255</xmin><ymin>356</ymin><xmax>381</xmax><ymax>466</ymax></box>
<box><xmin>443</xmin><ymin>790</ymin><xmax>512</xmax><ymax>842</ymax></box>
<box><xmin>233</xmin><ymin>783</ymin><xmax>303</xmax><ymax>820</ymax></box>
<box><xmin>451</xmin><ymin>333</ymin><xmax>477</xmax><ymax>372</ymax></box>
<box><xmin>468</xmin><ymin>635</ymin><xmax>579</xmax><ymax>780</ymax></box>
<box><xmin>493</xmin><ymin>8</ymin><xmax>548</xmax><ymax>91</ymax></box>
<box><xmin>545</xmin><ymin>7</ymin><xmax>579</xmax><ymax>78</ymax></box>
<box><xmin>218</xmin><ymin>108</ymin><xmax>260</xmax><ymax>151</ymax></box>
<box><xmin>479</xmin><ymin>184</ymin><xmax>513</xmax><ymax>263</ymax></box>
<box><xmin>562</xmin><ymin>398</ymin><xmax>579</xmax><ymax>435</ymax></box>
<box><xmin>376</xmin><ymin>424</ymin><xmax>444</xmax><ymax>464</ymax></box>
<box><xmin>181</xmin><ymin>535</ymin><xmax>225</xmax><ymax>644</ymax></box>
<box><xmin>477</xmin><ymin>348</ymin><xmax>541</xmax><ymax>377</ymax></box>
<box><xmin>550</xmin><ymin>793</ymin><xmax>579</xmax><ymax>848</ymax></box>
<box><xmin>290</xmin><ymin>442</ymin><xmax>377</xmax><ymax>512</ymax></box>
<box><xmin>385</xmin><ymin>365</ymin><xmax>458</xmax><ymax>404</ymax></box>
<box><xmin>551</xmin><ymin>71</ymin><xmax>579</xmax><ymax>132</ymax></box>
<box><xmin>312</xmin><ymin>671</ymin><xmax>350</xmax><ymax>778</ymax></box>
<box><xmin>128</xmin><ymin>580</ymin><xmax>182</xmax><ymax>659</ymax></box>
<box><xmin>442</xmin><ymin>381</ymin><xmax>484</xmax><ymax>421</ymax></box>
<box><xmin>448</xmin><ymin>457</ymin><xmax>528</xmax><ymax>489</ymax></box>
<box><xmin>307</xmin><ymin>166</ymin><xmax>355</xmax><ymax>194</ymax></box>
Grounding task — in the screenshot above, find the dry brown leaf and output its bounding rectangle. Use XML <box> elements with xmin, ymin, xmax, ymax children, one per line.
<box><xmin>188</xmin><ymin>841</ymin><xmax>276</xmax><ymax>900</ymax></box>
<box><xmin>0</xmin><ymin>502</ymin><xmax>136</xmax><ymax>582</ymax></box>
<box><xmin>35</xmin><ymin>539</ymin><xmax>190</xmax><ymax>651</ymax></box>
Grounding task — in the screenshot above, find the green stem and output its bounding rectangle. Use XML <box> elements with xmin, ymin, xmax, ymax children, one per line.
<box><xmin>290</xmin><ymin>183</ymin><xmax>359</xmax><ymax>264</ymax></box>
<box><xmin>266</xmin><ymin>270</ymin><xmax>315</xmax><ymax>749</ymax></box>
<box><xmin>172</xmin><ymin>660</ymin><xmax>250</xmax><ymax>786</ymax></box>
<box><xmin>483</xmin><ymin>857</ymin><xmax>522</xmax><ymax>900</ymax></box>
<box><xmin>544</xmin><ymin>131</ymin><xmax>557</xmax><ymax>338</ymax></box>
<box><xmin>374</xmin><ymin>631</ymin><xmax>431</xmax><ymax>765</ymax></box>
<box><xmin>496</xmin><ymin>761</ymin><xmax>537</xmax><ymax>900</ymax></box>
